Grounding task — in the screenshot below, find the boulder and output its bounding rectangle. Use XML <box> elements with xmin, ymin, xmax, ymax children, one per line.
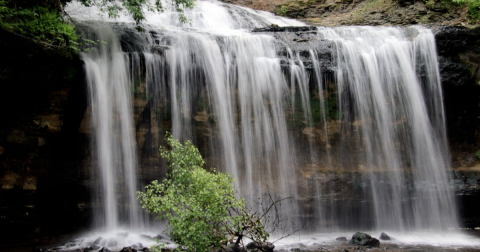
<box><xmin>349</xmin><ymin>232</ymin><xmax>380</xmax><ymax>247</ymax></box>
<box><xmin>88</xmin><ymin>244</ymin><xmax>101</xmax><ymax>250</ymax></box>
<box><xmin>154</xmin><ymin>234</ymin><xmax>167</xmax><ymax>240</ymax></box>
<box><xmin>131</xmin><ymin>243</ymin><xmax>144</xmax><ymax>249</ymax></box>
<box><xmin>379</xmin><ymin>232</ymin><xmax>393</xmax><ymax>240</ymax></box>
<box><xmin>246</xmin><ymin>241</ymin><xmax>275</xmax><ymax>252</ymax></box>
<box><xmin>93</xmin><ymin>237</ymin><xmax>103</xmax><ymax>245</ymax></box>
<box><xmin>140</xmin><ymin>234</ymin><xmax>154</xmax><ymax>240</ymax></box>
<box><xmin>99</xmin><ymin>248</ymin><xmax>112</xmax><ymax>252</ymax></box>
<box><xmin>335</xmin><ymin>237</ymin><xmax>347</xmax><ymax>242</ymax></box>
<box><xmin>246</xmin><ymin>242</ymin><xmax>257</xmax><ymax>250</ymax></box>
<box><xmin>223</xmin><ymin>243</ymin><xmax>242</xmax><ymax>252</ymax></box>
<box><xmin>120</xmin><ymin>246</ymin><xmax>137</xmax><ymax>252</ymax></box>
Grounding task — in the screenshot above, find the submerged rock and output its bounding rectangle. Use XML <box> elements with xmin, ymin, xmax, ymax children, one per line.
<box><xmin>379</xmin><ymin>232</ymin><xmax>393</xmax><ymax>240</ymax></box>
<box><xmin>336</xmin><ymin>237</ymin><xmax>347</xmax><ymax>242</ymax></box>
<box><xmin>246</xmin><ymin>241</ymin><xmax>275</xmax><ymax>252</ymax></box>
<box><xmin>139</xmin><ymin>234</ymin><xmax>154</xmax><ymax>240</ymax></box>
<box><xmin>224</xmin><ymin>243</ymin><xmax>243</xmax><ymax>252</ymax></box>
<box><xmin>93</xmin><ymin>237</ymin><xmax>103</xmax><ymax>245</ymax></box>
<box><xmin>154</xmin><ymin>234</ymin><xmax>168</xmax><ymax>240</ymax></box>
<box><xmin>349</xmin><ymin>232</ymin><xmax>380</xmax><ymax>247</ymax></box>
<box><xmin>120</xmin><ymin>246</ymin><xmax>137</xmax><ymax>252</ymax></box>
<box><xmin>131</xmin><ymin>243</ymin><xmax>144</xmax><ymax>249</ymax></box>
<box><xmin>88</xmin><ymin>244</ymin><xmax>101</xmax><ymax>250</ymax></box>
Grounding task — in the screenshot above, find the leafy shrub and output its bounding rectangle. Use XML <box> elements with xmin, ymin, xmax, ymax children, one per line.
<box><xmin>137</xmin><ymin>133</ymin><xmax>271</xmax><ymax>252</ymax></box>
<box><xmin>467</xmin><ymin>0</ymin><xmax>480</xmax><ymax>23</ymax></box>
<box><xmin>0</xmin><ymin>0</ymin><xmax>79</xmax><ymax>52</ymax></box>
<box><xmin>279</xmin><ymin>5</ymin><xmax>288</xmax><ymax>17</ymax></box>
<box><xmin>450</xmin><ymin>0</ymin><xmax>480</xmax><ymax>24</ymax></box>
<box><xmin>0</xmin><ymin>0</ymin><xmax>196</xmax><ymax>54</ymax></box>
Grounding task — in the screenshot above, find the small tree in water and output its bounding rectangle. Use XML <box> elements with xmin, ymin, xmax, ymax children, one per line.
<box><xmin>137</xmin><ymin>133</ymin><xmax>279</xmax><ymax>252</ymax></box>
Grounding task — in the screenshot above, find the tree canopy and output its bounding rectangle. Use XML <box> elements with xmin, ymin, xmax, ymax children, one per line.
<box><xmin>0</xmin><ymin>0</ymin><xmax>195</xmax><ymax>53</ymax></box>
<box><xmin>0</xmin><ymin>0</ymin><xmax>79</xmax><ymax>52</ymax></box>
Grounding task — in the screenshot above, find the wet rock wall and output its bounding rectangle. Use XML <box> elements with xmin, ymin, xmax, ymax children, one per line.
<box><xmin>0</xmin><ymin>24</ymin><xmax>480</xmax><ymax>246</ymax></box>
<box><xmin>0</xmin><ymin>29</ymin><xmax>91</xmax><ymax>246</ymax></box>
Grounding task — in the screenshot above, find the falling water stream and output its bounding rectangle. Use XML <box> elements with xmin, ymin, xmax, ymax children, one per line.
<box><xmin>60</xmin><ymin>0</ymin><xmax>480</xmax><ymax>250</ymax></box>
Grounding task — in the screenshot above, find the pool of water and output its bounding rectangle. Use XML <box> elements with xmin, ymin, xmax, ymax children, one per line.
<box><xmin>5</xmin><ymin>229</ymin><xmax>480</xmax><ymax>252</ymax></box>
<box><xmin>273</xmin><ymin>230</ymin><xmax>480</xmax><ymax>252</ymax></box>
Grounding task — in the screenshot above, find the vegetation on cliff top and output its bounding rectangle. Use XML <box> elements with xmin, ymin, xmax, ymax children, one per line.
<box><xmin>0</xmin><ymin>0</ymin><xmax>195</xmax><ymax>54</ymax></box>
<box><xmin>0</xmin><ymin>0</ymin><xmax>79</xmax><ymax>52</ymax></box>
<box><xmin>274</xmin><ymin>0</ymin><xmax>479</xmax><ymax>25</ymax></box>
<box><xmin>463</xmin><ymin>0</ymin><xmax>480</xmax><ymax>23</ymax></box>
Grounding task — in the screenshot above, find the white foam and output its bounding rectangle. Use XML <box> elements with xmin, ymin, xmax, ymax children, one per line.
<box><xmin>271</xmin><ymin>231</ymin><xmax>480</xmax><ymax>249</ymax></box>
<box><xmin>54</xmin><ymin>228</ymin><xmax>173</xmax><ymax>251</ymax></box>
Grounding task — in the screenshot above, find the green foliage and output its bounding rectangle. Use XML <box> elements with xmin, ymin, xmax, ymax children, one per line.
<box><xmin>449</xmin><ymin>0</ymin><xmax>480</xmax><ymax>24</ymax></box>
<box><xmin>0</xmin><ymin>0</ymin><xmax>79</xmax><ymax>52</ymax></box>
<box><xmin>278</xmin><ymin>5</ymin><xmax>288</xmax><ymax>16</ymax></box>
<box><xmin>138</xmin><ymin>133</ymin><xmax>271</xmax><ymax>252</ymax></box>
<box><xmin>467</xmin><ymin>0</ymin><xmax>480</xmax><ymax>23</ymax></box>
<box><xmin>0</xmin><ymin>0</ymin><xmax>196</xmax><ymax>54</ymax></box>
<box><xmin>78</xmin><ymin>0</ymin><xmax>195</xmax><ymax>24</ymax></box>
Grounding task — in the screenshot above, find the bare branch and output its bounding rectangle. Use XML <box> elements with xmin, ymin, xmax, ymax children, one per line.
<box><xmin>271</xmin><ymin>227</ymin><xmax>300</xmax><ymax>244</ymax></box>
<box><xmin>256</xmin><ymin>196</ymin><xmax>292</xmax><ymax>222</ymax></box>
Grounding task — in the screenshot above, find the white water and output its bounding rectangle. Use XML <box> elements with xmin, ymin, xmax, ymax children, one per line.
<box><xmin>273</xmin><ymin>231</ymin><xmax>480</xmax><ymax>250</ymax></box>
<box><xmin>82</xmin><ymin>26</ymin><xmax>146</xmax><ymax>231</ymax></box>
<box><xmin>64</xmin><ymin>0</ymin><xmax>476</xmax><ymax>249</ymax></box>
<box><xmin>315</xmin><ymin>26</ymin><xmax>457</xmax><ymax>230</ymax></box>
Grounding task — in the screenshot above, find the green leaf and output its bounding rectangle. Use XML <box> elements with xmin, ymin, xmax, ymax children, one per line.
<box><xmin>137</xmin><ymin>133</ymin><xmax>271</xmax><ymax>252</ymax></box>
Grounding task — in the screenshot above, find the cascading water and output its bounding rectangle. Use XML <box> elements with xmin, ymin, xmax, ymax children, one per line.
<box><xmin>64</xmin><ymin>0</ymin><xmax>468</xmax><ymax>249</ymax></box>
<box><xmin>82</xmin><ymin>25</ymin><xmax>146</xmax><ymax>231</ymax></box>
<box><xmin>314</xmin><ymin>27</ymin><xmax>457</xmax><ymax>231</ymax></box>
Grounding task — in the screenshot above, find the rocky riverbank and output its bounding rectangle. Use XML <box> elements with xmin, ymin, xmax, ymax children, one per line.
<box><xmin>25</xmin><ymin>230</ymin><xmax>480</xmax><ymax>252</ymax></box>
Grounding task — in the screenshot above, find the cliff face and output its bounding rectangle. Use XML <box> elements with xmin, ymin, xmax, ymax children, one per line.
<box><xmin>220</xmin><ymin>0</ymin><xmax>470</xmax><ymax>26</ymax></box>
<box><xmin>0</xmin><ymin>29</ymin><xmax>91</xmax><ymax>247</ymax></box>
<box><xmin>222</xmin><ymin>1</ymin><xmax>480</xmax><ymax>216</ymax></box>
<box><xmin>435</xmin><ymin>26</ymin><xmax>480</xmax><ymax>228</ymax></box>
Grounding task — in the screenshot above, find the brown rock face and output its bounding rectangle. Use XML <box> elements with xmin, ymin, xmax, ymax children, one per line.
<box><xmin>219</xmin><ymin>0</ymin><xmax>472</xmax><ymax>27</ymax></box>
<box><xmin>220</xmin><ymin>0</ymin><xmax>290</xmax><ymax>12</ymax></box>
<box><xmin>0</xmin><ymin>29</ymin><xmax>91</xmax><ymax>245</ymax></box>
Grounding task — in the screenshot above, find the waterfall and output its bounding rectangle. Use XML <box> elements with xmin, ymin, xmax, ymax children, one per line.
<box><xmin>82</xmin><ymin>25</ymin><xmax>146</xmax><ymax>231</ymax></box>
<box><xmin>315</xmin><ymin>27</ymin><xmax>457</xmax><ymax>230</ymax></box>
<box><xmin>67</xmin><ymin>0</ymin><xmax>458</xmax><ymax>237</ymax></box>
